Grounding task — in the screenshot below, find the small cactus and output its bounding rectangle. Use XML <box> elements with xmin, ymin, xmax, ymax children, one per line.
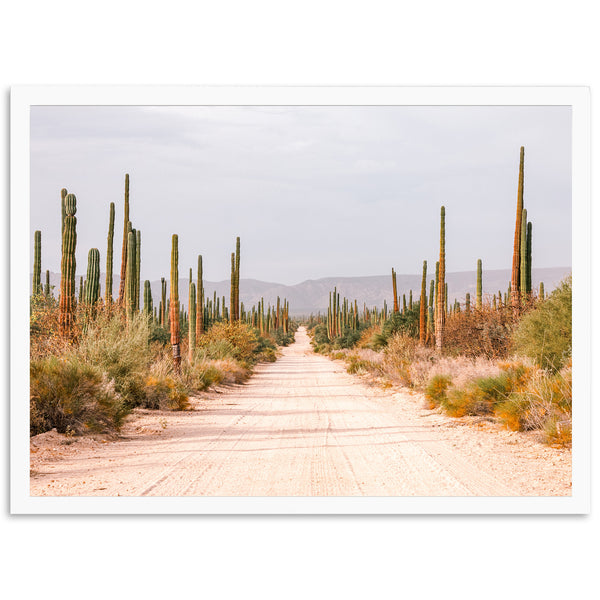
<box><xmin>143</xmin><ymin>280</ymin><xmax>152</xmax><ymax>316</ymax></box>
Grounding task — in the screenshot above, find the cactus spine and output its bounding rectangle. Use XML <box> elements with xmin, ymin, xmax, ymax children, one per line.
<box><xmin>435</xmin><ymin>206</ymin><xmax>445</xmax><ymax>350</ymax></box>
<box><xmin>105</xmin><ymin>202</ymin><xmax>115</xmax><ymax>305</ymax></box>
<box><xmin>511</xmin><ymin>146</ymin><xmax>524</xmax><ymax>312</ymax></box>
<box><xmin>476</xmin><ymin>258</ymin><xmax>482</xmax><ymax>309</ymax></box>
<box><xmin>84</xmin><ymin>248</ymin><xmax>100</xmax><ymax>305</ymax></box>
<box><xmin>33</xmin><ymin>230</ymin><xmax>42</xmax><ymax>295</ymax></box>
<box><xmin>419</xmin><ymin>260</ymin><xmax>427</xmax><ymax>343</ymax></box>
<box><xmin>59</xmin><ymin>193</ymin><xmax>77</xmax><ymax>338</ymax></box>
<box><xmin>118</xmin><ymin>174</ymin><xmax>130</xmax><ymax>306</ymax></box>
<box><xmin>170</xmin><ymin>234</ymin><xmax>181</xmax><ymax>372</ymax></box>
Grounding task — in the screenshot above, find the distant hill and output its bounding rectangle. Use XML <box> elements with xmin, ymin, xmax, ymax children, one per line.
<box><xmin>36</xmin><ymin>267</ymin><xmax>571</xmax><ymax>316</ymax></box>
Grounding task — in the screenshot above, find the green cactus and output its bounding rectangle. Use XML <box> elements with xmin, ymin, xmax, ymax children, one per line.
<box><xmin>476</xmin><ymin>258</ymin><xmax>482</xmax><ymax>309</ymax></box>
<box><xmin>59</xmin><ymin>193</ymin><xmax>77</xmax><ymax>338</ymax></box>
<box><xmin>435</xmin><ymin>206</ymin><xmax>445</xmax><ymax>350</ymax></box>
<box><xmin>465</xmin><ymin>292</ymin><xmax>471</xmax><ymax>315</ymax></box>
<box><xmin>79</xmin><ymin>276</ymin><xmax>84</xmax><ymax>302</ymax></box>
<box><xmin>44</xmin><ymin>269</ymin><xmax>51</xmax><ymax>299</ymax></box>
<box><xmin>196</xmin><ymin>255</ymin><xmax>204</xmax><ymax>337</ymax></box>
<box><xmin>143</xmin><ymin>280</ymin><xmax>152</xmax><ymax>316</ymax></box>
<box><xmin>520</xmin><ymin>208</ymin><xmax>528</xmax><ymax>301</ymax></box>
<box><xmin>135</xmin><ymin>229</ymin><xmax>141</xmax><ymax>312</ymax></box>
<box><xmin>105</xmin><ymin>202</ymin><xmax>115</xmax><ymax>305</ymax></box>
<box><xmin>419</xmin><ymin>261</ymin><xmax>427</xmax><ymax>343</ymax></box>
<box><xmin>125</xmin><ymin>231</ymin><xmax>136</xmax><ymax>322</ymax></box>
<box><xmin>118</xmin><ymin>174</ymin><xmax>130</xmax><ymax>306</ymax></box>
<box><xmin>392</xmin><ymin>268</ymin><xmax>399</xmax><ymax>313</ymax></box>
<box><xmin>511</xmin><ymin>146</ymin><xmax>525</xmax><ymax>311</ymax></box>
<box><xmin>539</xmin><ymin>282</ymin><xmax>545</xmax><ymax>301</ymax></box>
<box><xmin>235</xmin><ymin>236</ymin><xmax>240</xmax><ymax>321</ymax></box>
<box><xmin>189</xmin><ymin>268</ymin><xmax>196</xmax><ymax>362</ymax></box>
<box><xmin>230</xmin><ymin>251</ymin><xmax>235</xmax><ymax>324</ymax></box>
<box><xmin>526</xmin><ymin>221</ymin><xmax>532</xmax><ymax>296</ymax></box>
<box><xmin>170</xmin><ymin>234</ymin><xmax>181</xmax><ymax>372</ymax></box>
<box><xmin>84</xmin><ymin>248</ymin><xmax>100</xmax><ymax>305</ymax></box>
<box><xmin>161</xmin><ymin>277</ymin><xmax>167</xmax><ymax>326</ymax></box>
<box><xmin>60</xmin><ymin>188</ymin><xmax>67</xmax><ymax>243</ymax></box>
<box><xmin>33</xmin><ymin>230</ymin><xmax>42</xmax><ymax>296</ymax></box>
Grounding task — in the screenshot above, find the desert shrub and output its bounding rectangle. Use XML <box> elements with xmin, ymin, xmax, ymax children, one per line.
<box><xmin>197</xmin><ymin>322</ymin><xmax>259</xmax><ymax>366</ymax></box>
<box><xmin>443</xmin><ymin>385</ymin><xmax>490</xmax><ymax>417</ymax></box>
<box><xmin>371</xmin><ymin>310</ymin><xmax>419</xmax><ymax>350</ymax></box>
<box><xmin>30</xmin><ymin>356</ymin><xmax>127</xmax><ymax>435</ymax></box>
<box><xmin>273</xmin><ymin>328</ymin><xmax>295</xmax><ymax>347</ymax></box>
<box><xmin>443</xmin><ymin>305</ymin><xmax>514</xmax><ymax>359</ymax></box>
<box><xmin>424</xmin><ymin>375</ymin><xmax>452</xmax><ymax>409</ymax></box>
<box><xmin>143</xmin><ymin>374</ymin><xmax>190</xmax><ymax>410</ymax></box>
<box><xmin>72</xmin><ymin>311</ymin><xmax>153</xmax><ymax>408</ymax></box>
<box><xmin>345</xmin><ymin>353</ymin><xmax>384</xmax><ymax>376</ymax></box>
<box><xmin>357</xmin><ymin>324</ymin><xmax>381</xmax><ymax>349</ymax></box>
<box><xmin>511</xmin><ymin>277</ymin><xmax>572</xmax><ymax>371</ymax></box>
<box><xmin>494</xmin><ymin>365</ymin><xmax>571</xmax><ymax>443</ymax></box>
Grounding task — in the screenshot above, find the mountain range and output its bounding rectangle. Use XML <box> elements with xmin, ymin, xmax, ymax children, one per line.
<box><xmin>37</xmin><ymin>266</ymin><xmax>570</xmax><ymax>316</ymax></box>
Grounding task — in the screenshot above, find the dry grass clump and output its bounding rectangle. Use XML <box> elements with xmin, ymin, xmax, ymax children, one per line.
<box><xmin>30</xmin><ymin>355</ymin><xmax>127</xmax><ymax>435</ymax></box>
<box><xmin>443</xmin><ymin>305</ymin><xmax>514</xmax><ymax>359</ymax></box>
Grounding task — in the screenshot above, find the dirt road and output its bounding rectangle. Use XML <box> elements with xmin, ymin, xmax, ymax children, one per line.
<box><xmin>30</xmin><ymin>327</ymin><xmax>571</xmax><ymax>496</ymax></box>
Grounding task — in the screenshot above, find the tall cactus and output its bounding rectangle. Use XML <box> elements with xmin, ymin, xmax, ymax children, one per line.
<box><xmin>117</xmin><ymin>174</ymin><xmax>130</xmax><ymax>306</ymax></box>
<box><xmin>465</xmin><ymin>292</ymin><xmax>471</xmax><ymax>315</ymax></box>
<box><xmin>189</xmin><ymin>268</ymin><xmax>196</xmax><ymax>362</ymax></box>
<box><xmin>44</xmin><ymin>269</ymin><xmax>51</xmax><ymax>299</ymax></box>
<box><xmin>539</xmin><ymin>282</ymin><xmax>545</xmax><ymax>301</ymax></box>
<box><xmin>60</xmin><ymin>188</ymin><xmax>67</xmax><ymax>250</ymax></box>
<box><xmin>520</xmin><ymin>208</ymin><xmax>528</xmax><ymax>302</ymax></box>
<box><xmin>435</xmin><ymin>206</ymin><xmax>446</xmax><ymax>350</ymax></box>
<box><xmin>143</xmin><ymin>280</ymin><xmax>152</xmax><ymax>316</ymax></box>
<box><xmin>526</xmin><ymin>221</ymin><xmax>532</xmax><ymax>296</ymax></box>
<box><xmin>419</xmin><ymin>260</ymin><xmax>427</xmax><ymax>343</ymax></box>
<box><xmin>105</xmin><ymin>202</ymin><xmax>115</xmax><ymax>305</ymax></box>
<box><xmin>32</xmin><ymin>230</ymin><xmax>42</xmax><ymax>296</ymax></box>
<box><xmin>511</xmin><ymin>146</ymin><xmax>525</xmax><ymax>312</ymax></box>
<box><xmin>476</xmin><ymin>258</ymin><xmax>482</xmax><ymax>309</ymax></box>
<box><xmin>84</xmin><ymin>248</ymin><xmax>100</xmax><ymax>305</ymax></box>
<box><xmin>125</xmin><ymin>231</ymin><xmax>136</xmax><ymax>322</ymax></box>
<box><xmin>135</xmin><ymin>229</ymin><xmax>141</xmax><ymax>312</ymax></box>
<box><xmin>170</xmin><ymin>234</ymin><xmax>181</xmax><ymax>372</ymax></box>
<box><xmin>230</xmin><ymin>252</ymin><xmax>235</xmax><ymax>324</ymax></box>
<box><xmin>392</xmin><ymin>268</ymin><xmax>399</xmax><ymax>313</ymax></box>
<box><xmin>234</xmin><ymin>236</ymin><xmax>240</xmax><ymax>321</ymax></box>
<box><xmin>161</xmin><ymin>277</ymin><xmax>167</xmax><ymax>326</ymax></box>
<box><xmin>59</xmin><ymin>193</ymin><xmax>77</xmax><ymax>338</ymax></box>
<box><xmin>196</xmin><ymin>255</ymin><xmax>204</xmax><ymax>337</ymax></box>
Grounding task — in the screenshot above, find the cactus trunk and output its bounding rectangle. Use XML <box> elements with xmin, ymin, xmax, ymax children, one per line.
<box><xmin>435</xmin><ymin>206</ymin><xmax>445</xmax><ymax>350</ymax></box>
<box><xmin>419</xmin><ymin>261</ymin><xmax>427</xmax><ymax>343</ymax></box>
<box><xmin>196</xmin><ymin>255</ymin><xmax>204</xmax><ymax>337</ymax></box>
<box><xmin>117</xmin><ymin>174</ymin><xmax>130</xmax><ymax>306</ymax></box>
<box><xmin>511</xmin><ymin>147</ymin><xmax>524</xmax><ymax>312</ymax></box>
<box><xmin>105</xmin><ymin>202</ymin><xmax>115</xmax><ymax>305</ymax></box>
<box><xmin>170</xmin><ymin>234</ymin><xmax>181</xmax><ymax>372</ymax></box>
<box><xmin>84</xmin><ymin>248</ymin><xmax>100</xmax><ymax>306</ymax></box>
<box><xmin>33</xmin><ymin>230</ymin><xmax>42</xmax><ymax>295</ymax></box>
<box><xmin>59</xmin><ymin>194</ymin><xmax>77</xmax><ymax>338</ymax></box>
<box><xmin>189</xmin><ymin>268</ymin><xmax>196</xmax><ymax>362</ymax></box>
<box><xmin>476</xmin><ymin>258</ymin><xmax>482</xmax><ymax>309</ymax></box>
<box><xmin>125</xmin><ymin>232</ymin><xmax>136</xmax><ymax>323</ymax></box>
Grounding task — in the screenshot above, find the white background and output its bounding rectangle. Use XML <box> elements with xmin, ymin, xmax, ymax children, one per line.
<box><xmin>2</xmin><ymin>2</ymin><xmax>597</xmax><ymax>599</ymax></box>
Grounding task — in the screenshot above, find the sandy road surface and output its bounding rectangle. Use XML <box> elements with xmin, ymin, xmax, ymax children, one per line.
<box><xmin>30</xmin><ymin>327</ymin><xmax>571</xmax><ymax>496</ymax></box>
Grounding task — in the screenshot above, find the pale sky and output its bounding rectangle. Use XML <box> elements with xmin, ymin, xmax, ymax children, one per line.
<box><xmin>30</xmin><ymin>105</ymin><xmax>572</xmax><ymax>285</ymax></box>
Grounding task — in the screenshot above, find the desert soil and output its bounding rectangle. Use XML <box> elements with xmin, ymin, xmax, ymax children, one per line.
<box><xmin>30</xmin><ymin>327</ymin><xmax>571</xmax><ymax>496</ymax></box>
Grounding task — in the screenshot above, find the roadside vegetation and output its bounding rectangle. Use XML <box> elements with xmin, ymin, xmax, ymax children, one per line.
<box><xmin>30</xmin><ymin>177</ymin><xmax>296</xmax><ymax>437</ymax></box>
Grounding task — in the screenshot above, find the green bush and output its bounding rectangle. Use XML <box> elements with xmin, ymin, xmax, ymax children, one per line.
<box><xmin>73</xmin><ymin>311</ymin><xmax>153</xmax><ymax>408</ymax></box>
<box><xmin>30</xmin><ymin>356</ymin><xmax>128</xmax><ymax>435</ymax></box>
<box><xmin>371</xmin><ymin>309</ymin><xmax>420</xmax><ymax>350</ymax></box>
<box><xmin>424</xmin><ymin>374</ymin><xmax>452</xmax><ymax>409</ymax></box>
<box><xmin>512</xmin><ymin>277</ymin><xmax>572</xmax><ymax>371</ymax></box>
